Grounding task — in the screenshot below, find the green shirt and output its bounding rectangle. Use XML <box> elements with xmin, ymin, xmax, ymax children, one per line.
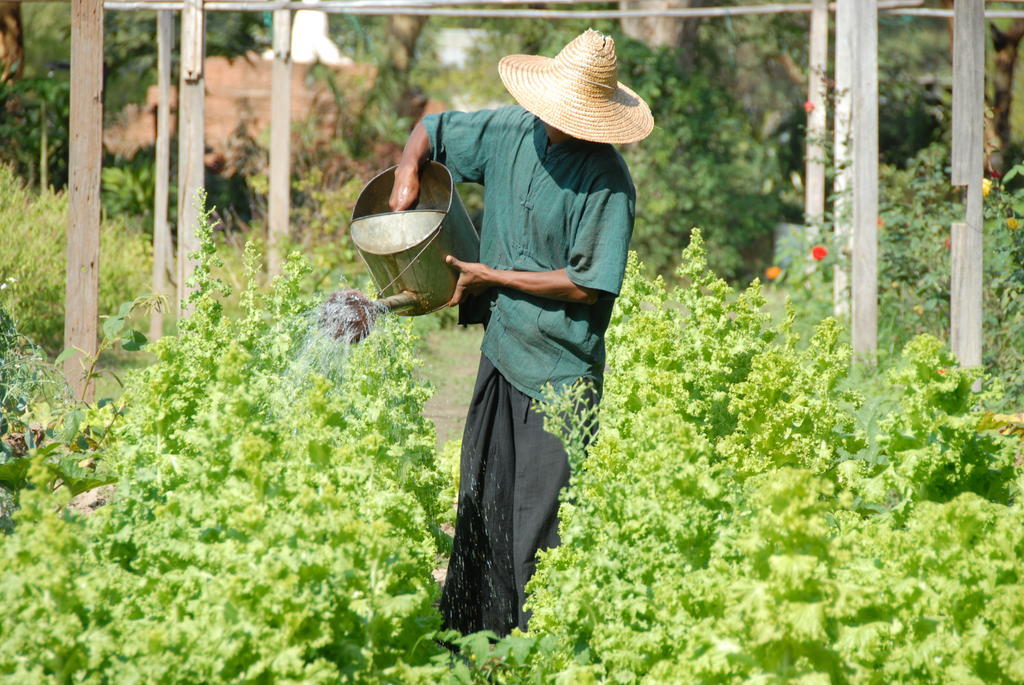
<box><xmin>422</xmin><ymin>105</ymin><xmax>635</xmax><ymax>400</ymax></box>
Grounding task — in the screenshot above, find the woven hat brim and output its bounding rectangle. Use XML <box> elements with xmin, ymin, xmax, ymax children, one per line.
<box><xmin>498</xmin><ymin>54</ymin><xmax>654</xmax><ymax>145</ymax></box>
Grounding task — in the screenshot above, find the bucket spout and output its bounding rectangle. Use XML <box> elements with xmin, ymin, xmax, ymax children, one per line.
<box><xmin>378</xmin><ymin>291</ymin><xmax>420</xmax><ymax>313</ymax></box>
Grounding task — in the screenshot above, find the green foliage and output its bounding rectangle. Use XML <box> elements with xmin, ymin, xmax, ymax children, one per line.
<box><xmin>842</xmin><ymin>336</ymin><xmax>1018</xmax><ymax>517</ymax></box>
<box><xmin>0</xmin><ymin>76</ymin><xmax>70</xmax><ymax>190</ymax></box>
<box><xmin>0</xmin><ymin>195</ymin><xmax>453</xmax><ymax>681</ymax></box>
<box><xmin>0</xmin><ymin>305</ymin><xmax>66</xmax><ymax>419</ymax></box>
<box><xmin>878</xmin><ymin>148</ymin><xmax>1024</xmax><ymax>403</ymax></box>
<box><xmin>0</xmin><ymin>165</ymin><xmax>151</xmax><ymax>352</ymax></box>
<box><xmin>101</xmin><ymin>153</ymin><xmax>158</xmax><ymax>227</ymax></box>
<box><xmin>58</xmin><ymin>294</ymin><xmax>161</xmax><ymax>402</ymax></box>
<box><xmin>0</xmin><ymin>304</ymin><xmax>124</xmax><ymax>531</ymax></box>
<box><xmin>520</xmin><ymin>231</ymin><xmax>1022</xmax><ymax>683</ymax></box>
<box><xmin>781</xmin><ymin>144</ymin><xmax>1024</xmax><ymax>406</ymax></box>
<box><xmin>617</xmin><ymin>42</ymin><xmax>795</xmax><ymax>280</ymax></box>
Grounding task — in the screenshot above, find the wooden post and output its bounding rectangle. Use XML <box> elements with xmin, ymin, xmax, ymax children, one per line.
<box><xmin>65</xmin><ymin>0</ymin><xmax>103</xmax><ymax>402</ymax></box>
<box><xmin>267</xmin><ymin>8</ymin><xmax>292</xmax><ymax>277</ymax></box>
<box><xmin>950</xmin><ymin>0</ymin><xmax>984</xmax><ymax>370</ymax></box>
<box><xmin>833</xmin><ymin>0</ymin><xmax>853</xmax><ymax>318</ymax></box>
<box><xmin>804</xmin><ymin>0</ymin><xmax>827</xmax><ymax>231</ymax></box>
<box><xmin>177</xmin><ymin>0</ymin><xmax>205</xmax><ymax>316</ymax></box>
<box><xmin>851</xmin><ymin>0</ymin><xmax>879</xmax><ymax>359</ymax></box>
<box><xmin>150</xmin><ymin>9</ymin><xmax>173</xmax><ymax>340</ymax></box>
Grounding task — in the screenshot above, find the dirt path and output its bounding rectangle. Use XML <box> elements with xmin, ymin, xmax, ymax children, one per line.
<box><xmin>416</xmin><ymin>325</ymin><xmax>484</xmax><ymax>448</ymax></box>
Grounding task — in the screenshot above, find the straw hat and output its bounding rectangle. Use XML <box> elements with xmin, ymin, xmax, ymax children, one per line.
<box><xmin>498</xmin><ymin>29</ymin><xmax>654</xmax><ymax>145</ymax></box>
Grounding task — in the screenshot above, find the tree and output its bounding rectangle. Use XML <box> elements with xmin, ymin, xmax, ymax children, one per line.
<box><xmin>387</xmin><ymin>14</ymin><xmax>429</xmax><ymax>118</ymax></box>
<box><xmin>618</xmin><ymin>0</ymin><xmax>712</xmax><ymax>70</ymax></box>
<box><xmin>989</xmin><ymin>19</ymin><xmax>1024</xmax><ymax>173</ymax></box>
<box><xmin>0</xmin><ymin>2</ymin><xmax>23</xmax><ymax>82</ymax></box>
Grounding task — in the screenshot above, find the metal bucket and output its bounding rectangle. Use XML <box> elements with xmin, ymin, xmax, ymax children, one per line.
<box><xmin>350</xmin><ymin>161</ymin><xmax>479</xmax><ymax>315</ymax></box>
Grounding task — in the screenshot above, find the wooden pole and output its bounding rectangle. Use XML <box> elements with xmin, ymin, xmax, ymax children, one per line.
<box><xmin>851</xmin><ymin>0</ymin><xmax>879</xmax><ymax>360</ymax></box>
<box><xmin>65</xmin><ymin>0</ymin><xmax>103</xmax><ymax>402</ymax></box>
<box><xmin>804</xmin><ymin>0</ymin><xmax>827</xmax><ymax>231</ymax></box>
<box><xmin>267</xmin><ymin>8</ymin><xmax>292</xmax><ymax>277</ymax></box>
<box><xmin>950</xmin><ymin>0</ymin><xmax>984</xmax><ymax>370</ymax></box>
<box><xmin>150</xmin><ymin>9</ymin><xmax>173</xmax><ymax>339</ymax></box>
<box><xmin>176</xmin><ymin>0</ymin><xmax>205</xmax><ymax>316</ymax></box>
<box><xmin>833</xmin><ymin>0</ymin><xmax>853</xmax><ymax>317</ymax></box>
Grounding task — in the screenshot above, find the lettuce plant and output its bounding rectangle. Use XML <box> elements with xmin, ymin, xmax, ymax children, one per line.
<box><xmin>523</xmin><ymin>231</ymin><xmax>1022</xmax><ymax>683</ymax></box>
<box><xmin>0</xmin><ymin>197</ymin><xmax>451</xmax><ymax>682</ymax></box>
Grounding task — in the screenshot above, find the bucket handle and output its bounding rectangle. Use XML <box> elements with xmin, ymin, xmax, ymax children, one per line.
<box><xmin>375</xmin><ymin>226</ymin><xmax>445</xmax><ymax>298</ymax></box>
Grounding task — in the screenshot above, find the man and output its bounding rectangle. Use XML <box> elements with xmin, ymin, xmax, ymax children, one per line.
<box><xmin>388</xmin><ymin>29</ymin><xmax>653</xmax><ymax>637</ymax></box>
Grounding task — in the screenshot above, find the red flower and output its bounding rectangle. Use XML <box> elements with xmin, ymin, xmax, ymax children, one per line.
<box><xmin>944</xmin><ymin>237</ymin><xmax>951</xmax><ymax>250</ymax></box>
<box><xmin>937</xmin><ymin>368</ymin><xmax>947</xmax><ymax>375</ymax></box>
<box><xmin>803</xmin><ymin>100</ymin><xmax>816</xmax><ymax>113</ymax></box>
<box><xmin>811</xmin><ymin>245</ymin><xmax>828</xmax><ymax>261</ymax></box>
<box><xmin>991</xmin><ymin>170</ymin><xmax>1003</xmax><ymax>179</ymax></box>
<box><xmin>877</xmin><ymin>218</ymin><xmax>885</xmax><ymax>228</ymax></box>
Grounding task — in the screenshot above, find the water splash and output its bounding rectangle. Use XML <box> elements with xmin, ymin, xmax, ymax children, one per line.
<box><xmin>281</xmin><ymin>289</ymin><xmax>388</xmax><ymax>393</ymax></box>
<box><xmin>318</xmin><ymin>289</ymin><xmax>387</xmax><ymax>344</ymax></box>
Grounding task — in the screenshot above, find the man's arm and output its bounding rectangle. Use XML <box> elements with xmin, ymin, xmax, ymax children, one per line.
<box><xmin>446</xmin><ymin>256</ymin><xmax>599</xmax><ymax>306</ymax></box>
<box><xmin>390</xmin><ymin>115</ymin><xmax>598</xmax><ymax>307</ymax></box>
<box><xmin>389</xmin><ymin>122</ymin><xmax>430</xmax><ymax>211</ymax></box>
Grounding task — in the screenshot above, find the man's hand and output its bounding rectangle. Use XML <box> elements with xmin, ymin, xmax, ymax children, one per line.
<box><xmin>389</xmin><ymin>122</ymin><xmax>431</xmax><ymax>212</ymax></box>
<box><xmin>389</xmin><ymin>164</ymin><xmax>421</xmax><ymax>212</ymax></box>
<box><xmin>446</xmin><ymin>256</ymin><xmax>495</xmax><ymax>306</ymax></box>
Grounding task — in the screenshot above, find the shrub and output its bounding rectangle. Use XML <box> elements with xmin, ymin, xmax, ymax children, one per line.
<box><xmin>0</xmin><ymin>165</ymin><xmax>151</xmax><ymax>352</ymax></box>
<box><xmin>522</xmin><ymin>231</ymin><xmax>1022</xmax><ymax>683</ymax></box>
<box><xmin>0</xmin><ymin>199</ymin><xmax>451</xmax><ymax>682</ymax></box>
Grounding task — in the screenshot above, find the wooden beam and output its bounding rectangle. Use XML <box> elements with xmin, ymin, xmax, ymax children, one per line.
<box><xmin>851</xmin><ymin>0</ymin><xmax>879</xmax><ymax>360</ymax></box>
<box><xmin>891</xmin><ymin>8</ymin><xmax>1024</xmax><ymax>20</ymax></box>
<box><xmin>833</xmin><ymin>0</ymin><xmax>853</xmax><ymax>318</ymax></box>
<box><xmin>950</xmin><ymin>0</ymin><xmax>985</xmax><ymax>370</ymax></box>
<box><xmin>176</xmin><ymin>0</ymin><xmax>205</xmax><ymax>316</ymax></box>
<box><xmin>150</xmin><ymin>9</ymin><xmax>173</xmax><ymax>340</ymax></box>
<box><xmin>804</xmin><ymin>0</ymin><xmax>827</xmax><ymax>230</ymax></box>
<box><xmin>90</xmin><ymin>0</ymin><xmax>926</xmax><ymax>16</ymax></box>
<box><xmin>65</xmin><ymin>0</ymin><xmax>103</xmax><ymax>402</ymax></box>
<box><xmin>196</xmin><ymin>0</ymin><xmax>925</xmax><ymax>13</ymax></box>
<box><xmin>267</xmin><ymin>8</ymin><xmax>291</xmax><ymax>278</ymax></box>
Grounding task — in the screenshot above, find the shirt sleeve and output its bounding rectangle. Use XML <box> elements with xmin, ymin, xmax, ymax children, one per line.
<box><xmin>421</xmin><ymin>108</ymin><xmax>506</xmax><ymax>185</ymax></box>
<box><xmin>565</xmin><ymin>162</ymin><xmax>636</xmax><ymax>297</ymax></box>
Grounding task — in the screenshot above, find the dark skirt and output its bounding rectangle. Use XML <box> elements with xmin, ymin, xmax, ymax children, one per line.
<box><xmin>439</xmin><ymin>354</ymin><xmax>587</xmax><ymax>636</ymax></box>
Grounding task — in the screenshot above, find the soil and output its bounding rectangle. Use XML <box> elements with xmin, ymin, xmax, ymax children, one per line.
<box><xmin>416</xmin><ymin>326</ymin><xmax>481</xmax><ymax>586</ymax></box>
<box><xmin>67</xmin><ymin>484</ymin><xmax>116</xmax><ymax>516</ymax></box>
<box><xmin>417</xmin><ymin>326</ymin><xmax>484</xmax><ymax>448</ymax></box>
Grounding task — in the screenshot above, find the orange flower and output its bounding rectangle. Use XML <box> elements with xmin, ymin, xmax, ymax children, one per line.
<box><xmin>937</xmin><ymin>368</ymin><xmax>947</xmax><ymax>375</ymax></box>
<box><xmin>765</xmin><ymin>266</ymin><xmax>782</xmax><ymax>280</ymax></box>
<box><xmin>811</xmin><ymin>245</ymin><xmax>828</xmax><ymax>261</ymax></box>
